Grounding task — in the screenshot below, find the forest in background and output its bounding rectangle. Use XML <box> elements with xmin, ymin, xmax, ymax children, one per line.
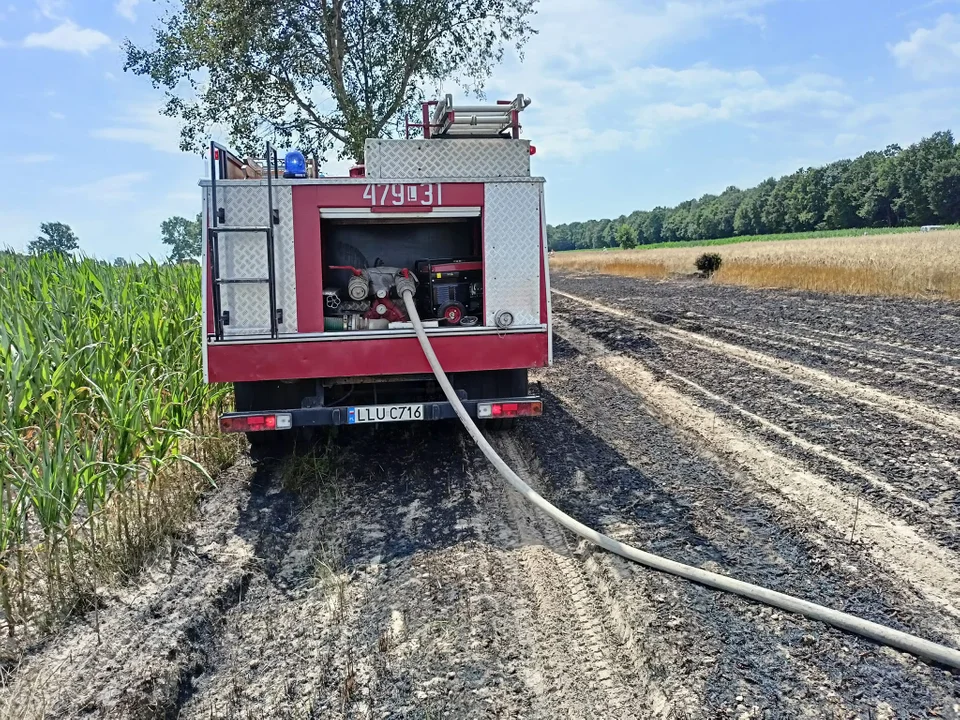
<box><xmin>546</xmin><ymin>131</ymin><xmax>960</xmax><ymax>251</ymax></box>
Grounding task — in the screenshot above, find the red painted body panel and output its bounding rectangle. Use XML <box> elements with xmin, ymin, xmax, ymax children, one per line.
<box><xmin>207</xmin><ymin>332</ymin><xmax>548</xmax><ymax>383</ymax></box>
<box><xmin>204</xmin><ymin>180</ymin><xmax>549</xmax><ymax>385</ymax></box>
<box><xmin>290</xmin><ymin>183</ymin><xmax>485</xmax><ymax>333</ymax></box>
<box><xmin>292</xmin><ymin>186</ymin><xmax>325</xmax><ymax>332</ymax></box>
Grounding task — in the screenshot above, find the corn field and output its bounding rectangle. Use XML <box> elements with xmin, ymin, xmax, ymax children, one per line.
<box><xmin>0</xmin><ymin>251</ymin><xmax>237</xmax><ymax>640</ymax></box>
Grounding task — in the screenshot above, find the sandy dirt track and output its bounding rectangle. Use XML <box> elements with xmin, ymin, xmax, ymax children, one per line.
<box><xmin>3</xmin><ymin>273</ymin><xmax>960</xmax><ymax>719</ymax></box>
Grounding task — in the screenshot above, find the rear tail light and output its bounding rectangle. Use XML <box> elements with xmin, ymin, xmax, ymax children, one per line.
<box><xmin>477</xmin><ymin>401</ymin><xmax>542</xmax><ymax>419</ymax></box>
<box><xmin>219</xmin><ymin>413</ymin><xmax>293</xmax><ymax>433</ymax></box>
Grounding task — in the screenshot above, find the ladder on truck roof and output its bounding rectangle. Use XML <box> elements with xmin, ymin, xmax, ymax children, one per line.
<box><xmin>409</xmin><ymin>94</ymin><xmax>531</xmax><ymax>140</ymax></box>
<box><xmin>207</xmin><ymin>141</ymin><xmax>281</xmax><ymax>341</ymax></box>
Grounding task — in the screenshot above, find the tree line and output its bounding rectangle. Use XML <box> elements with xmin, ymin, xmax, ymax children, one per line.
<box><xmin>547</xmin><ymin>130</ymin><xmax>960</xmax><ymax>251</ymax></box>
<box><xmin>21</xmin><ymin>215</ymin><xmax>202</xmax><ymax>264</ymax></box>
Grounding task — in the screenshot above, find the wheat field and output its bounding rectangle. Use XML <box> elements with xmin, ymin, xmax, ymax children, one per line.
<box><xmin>550</xmin><ymin>230</ymin><xmax>960</xmax><ymax>299</ymax></box>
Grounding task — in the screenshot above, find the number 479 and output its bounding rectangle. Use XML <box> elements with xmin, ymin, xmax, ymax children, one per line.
<box><xmin>363</xmin><ymin>183</ymin><xmax>441</xmax><ymax>206</ymax></box>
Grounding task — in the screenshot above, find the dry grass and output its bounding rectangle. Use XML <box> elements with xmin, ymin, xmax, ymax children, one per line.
<box><xmin>551</xmin><ymin>230</ymin><xmax>960</xmax><ymax>299</ymax></box>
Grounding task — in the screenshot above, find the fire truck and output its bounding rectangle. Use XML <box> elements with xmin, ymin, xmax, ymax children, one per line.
<box><xmin>202</xmin><ymin>94</ymin><xmax>552</xmax><ymax>443</ymax></box>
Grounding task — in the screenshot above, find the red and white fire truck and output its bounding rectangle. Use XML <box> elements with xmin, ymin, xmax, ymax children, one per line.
<box><xmin>202</xmin><ymin>94</ymin><xmax>552</xmax><ymax>441</ymax></box>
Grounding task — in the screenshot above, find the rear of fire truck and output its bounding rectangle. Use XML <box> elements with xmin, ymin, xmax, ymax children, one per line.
<box><xmin>201</xmin><ymin>94</ymin><xmax>551</xmax><ymax>443</ymax></box>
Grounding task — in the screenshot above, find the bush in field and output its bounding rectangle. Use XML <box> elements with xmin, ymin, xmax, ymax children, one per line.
<box><xmin>0</xmin><ymin>253</ymin><xmax>237</xmax><ymax>638</ymax></box>
<box><xmin>695</xmin><ymin>252</ymin><xmax>722</xmax><ymax>276</ymax></box>
<box><xmin>615</xmin><ymin>224</ymin><xmax>638</xmax><ymax>249</ymax></box>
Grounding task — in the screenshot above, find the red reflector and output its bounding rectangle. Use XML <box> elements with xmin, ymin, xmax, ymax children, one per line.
<box><xmin>220</xmin><ymin>414</ymin><xmax>278</xmax><ymax>433</ymax></box>
<box><xmin>492</xmin><ymin>404</ymin><xmax>503</xmax><ymax>416</ymax></box>
<box><xmin>214</xmin><ymin>149</ymin><xmax>220</xmax><ymax>160</ymax></box>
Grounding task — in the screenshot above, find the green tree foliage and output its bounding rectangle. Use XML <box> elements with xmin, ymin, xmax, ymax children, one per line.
<box><xmin>161</xmin><ymin>214</ymin><xmax>203</xmax><ymax>263</ymax></box>
<box><xmin>695</xmin><ymin>252</ymin><xmax>722</xmax><ymax>276</ymax></box>
<box><xmin>615</xmin><ymin>223</ymin><xmax>638</xmax><ymax>249</ymax></box>
<box><xmin>28</xmin><ymin>222</ymin><xmax>79</xmax><ymax>255</ymax></box>
<box><xmin>548</xmin><ymin>130</ymin><xmax>960</xmax><ymax>250</ymax></box>
<box><xmin>124</xmin><ymin>0</ymin><xmax>537</xmax><ymax>162</ymax></box>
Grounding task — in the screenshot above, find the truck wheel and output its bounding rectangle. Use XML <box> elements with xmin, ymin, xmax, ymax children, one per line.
<box><xmin>246</xmin><ymin>431</ymin><xmax>281</xmax><ymax>461</ymax></box>
<box><xmin>484</xmin><ymin>418</ymin><xmax>516</xmax><ymax>432</ymax></box>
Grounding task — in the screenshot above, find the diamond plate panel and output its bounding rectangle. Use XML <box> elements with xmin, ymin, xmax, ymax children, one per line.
<box><xmin>365</xmin><ymin>139</ymin><xmax>530</xmax><ymax>179</ymax></box>
<box><xmin>206</xmin><ymin>184</ymin><xmax>297</xmax><ymax>335</ymax></box>
<box><xmin>484</xmin><ymin>183</ymin><xmax>542</xmax><ymax>327</ymax></box>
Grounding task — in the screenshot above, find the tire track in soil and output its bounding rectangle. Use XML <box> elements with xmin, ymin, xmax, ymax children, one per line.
<box><xmin>571</xmin><ymin>272</ymin><xmax>960</xmax><ymax>367</ymax></box>
<box><xmin>563</xmin><ymin>273</ymin><xmax>960</xmax><ymax>415</ymax></box>
<box><xmin>558</xmin><ymin>317</ymin><xmax>960</xmax><ymax>630</ymax></box>
<box><xmin>179</xmin><ymin>425</ymin><xmax>540</xmax><ymax>719</ymax></box>
<box><xmin>779</xmin><ymin>319</ymin><xmax>960</xmax><ymax>365</ymax></box>
<box><xmin>693</xmin><ymin>315</ymin><xmax>960</xmax><ymax>405</ymax></box>
<box><xmin>485</xmin><ymin>434</ymin><xmax>703</xmax><ymax>718</ymax></box>
<box><xmin>554</xmin><ymin>293</ymin><xmax>960</xmax><ymax>555</ymax></box>
<box><xmin>554</xmin><ymin>288</ymin><xmax>960</xmax><ymax>439</ymax></box>
<box><xmin>460</xmin><ymin>442</ymin><xmax>629</xmax><ymax>718</ymax></box>
<box><xmin>521</xmin><ymin>333</ymin><xmax>960</xmax><ymax>716</ymax></box>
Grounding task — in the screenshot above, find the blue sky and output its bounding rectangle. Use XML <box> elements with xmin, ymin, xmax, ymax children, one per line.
<box><xmin>1</xmin><ymin>0</ymin><xmax>958</xmax><ymax>260</ymax></box>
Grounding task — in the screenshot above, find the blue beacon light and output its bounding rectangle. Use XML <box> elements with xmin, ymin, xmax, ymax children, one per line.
<box><xmin>283</xmin><ymin>150</ymin><xmax>307</xmax><ymax>178</ymax></box>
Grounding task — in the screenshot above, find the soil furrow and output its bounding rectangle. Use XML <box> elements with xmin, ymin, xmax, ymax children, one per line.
<box><xmin>520</xmin><ymin>341</ymin><xmax>960</xmax><ymax>714</ymax></box>
<box><xmin>554</xmin><ymin>288</ymin><xmax>960</xmax><ymax>439</ymax></box>
<box><xmin>553</xmin><ymin>296</ymin><xmax>960</xmax><ymax>550</ymax></box>
<box><xmin>700</xmin><ymin>317</ymin><xmax>960</xmax><ymax>404</ymax></box>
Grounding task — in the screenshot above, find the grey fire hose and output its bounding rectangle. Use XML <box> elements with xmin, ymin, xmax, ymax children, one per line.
<box><xmin>400</xmin><ymin>290</ymin><xmax>960</xmax><ymax>668</ymax></box>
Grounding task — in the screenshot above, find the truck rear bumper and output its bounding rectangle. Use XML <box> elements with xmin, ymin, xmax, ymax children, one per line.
<box><xmin>219</xmin><ymin>394</ymin><xmax>542</xmax><ymax>431</ymax></box>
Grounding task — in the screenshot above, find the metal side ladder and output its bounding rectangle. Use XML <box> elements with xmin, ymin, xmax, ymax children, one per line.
<box><xmin>207</xmin><ymin>141</ymin><xmax>282</xmax><ymax>340</ymax></box>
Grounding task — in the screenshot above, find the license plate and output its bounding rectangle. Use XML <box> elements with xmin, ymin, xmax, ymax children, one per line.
<box><xmin>347</xmin><ymin>403</ymin><xmax>424</xmax><ymax>424</ymax></box>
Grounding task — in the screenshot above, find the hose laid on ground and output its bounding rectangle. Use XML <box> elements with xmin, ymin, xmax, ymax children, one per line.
<box><xmin>400</xmin><ymin>290</ymin><xmax>960</xmax><ymax>669</ymax></box>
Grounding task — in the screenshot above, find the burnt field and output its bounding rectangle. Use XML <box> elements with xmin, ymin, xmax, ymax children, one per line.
<box><xmin>4</xmin><ymin>274</ymin><xmax>960</xmax><ymax>719</ymax></box>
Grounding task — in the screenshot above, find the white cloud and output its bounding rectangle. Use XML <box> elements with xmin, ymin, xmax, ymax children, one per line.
<box><xmin>34</xmin><ymin>0</ymin><xmax>64</xmax><ymax>20</ymax></box>
<box><xmin>23</xmin><ymin>20</ymin><xmax>111</xmax><ymax>54</ymax></box>
<box><xmin>92</xmin><ymin>104</ymin><xmax>184</xmax><ymax>153</ymax></box>
<box><xmin>60</xmin><ymin>172</ymin><xmax>150</xmax><ymax>203</ymax></box>
<box><xmin>114</xmin><ymin>0</ymin><xmax>138</xmax><ymax>22</ymax></box>
<box><xmin>838</xmin><ymin>86</ymin><xmax>960</xmax><ymax>140</ymax></box>
<box><xmin>505</xmin><ymin>60</ymin><xmax>851</xmax><ymax>161</ymax></box>
<box><xmin>627</xmin><ymin>72</ymin><xmax>850</xmax><ymax>142</ymax></box>
<box><xmin>890</xmin><ymin>13</ymin><xmax>960</xmax><ymax>80</ymax></box>
<box><xmin>14</xmin><ymin>153</ymin><xmax>56</xmax><ymax>163</ymax></box>
<box><xmin>49</xmin><ymin>110</ymin><xmax>65</xmax><ymax>120</ymax></box>
<box><xmin>480</xmin><ymin>0</ymin><xmax>835</xmax><ymax>160</ymax></box>
<box><xmin>104</xmin><ymin>71</ymin><xmax>116</xmax><ymax>81</ymax></box>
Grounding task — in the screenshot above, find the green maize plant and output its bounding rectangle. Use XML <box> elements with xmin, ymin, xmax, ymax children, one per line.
<box><xmin>0</xmin><ymin>251</ymin><xmax>238</xmax><ymax>639</ymax></box>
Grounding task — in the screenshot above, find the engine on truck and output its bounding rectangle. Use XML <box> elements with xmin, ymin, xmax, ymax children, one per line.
<box><xmin>323</xmin><ymin>256</ymin><xmax>484</xmax><ymax>331</ymax></box>
<box><xmin>324</xmin><ymin>264</ymin><xmax>418</xmax><ymax>330</ymax></box>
